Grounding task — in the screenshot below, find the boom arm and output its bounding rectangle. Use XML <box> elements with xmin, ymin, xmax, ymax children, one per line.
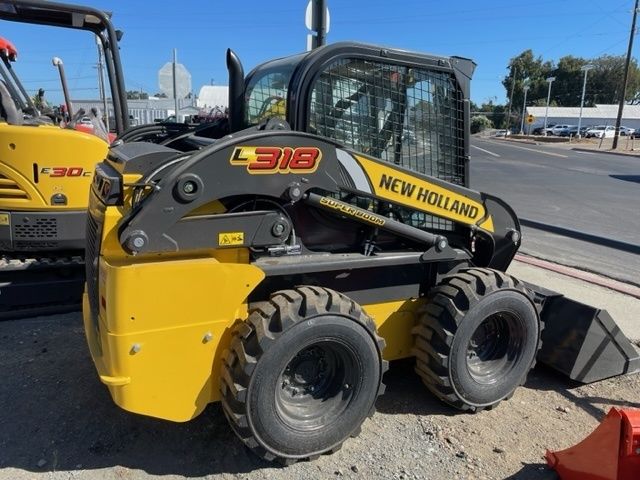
<box><xmin>102</xmin><ymin>129</ymin><xmax>521</xmax><ymax>270</ymax></box>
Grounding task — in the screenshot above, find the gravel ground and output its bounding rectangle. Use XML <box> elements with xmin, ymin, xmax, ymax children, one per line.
<box><xmin>2</xmin><ymin>313</ymin><xmax>640</xmax><ymax>480</ymax></box>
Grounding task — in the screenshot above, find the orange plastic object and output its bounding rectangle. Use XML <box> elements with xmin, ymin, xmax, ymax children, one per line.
<box><xmin>0</xmin><ymin>37</ymin><xmax>18</xmax><ymax>60</ymax></box>
<box><xmin>73</xmin><ymin>123</ymin><xmax>116</xmax><ymax>143</ymax></box>
<box><xmin>546</xmin><ymin>408</ymin><xmax>640</xmax><ymax>480</ymax></box>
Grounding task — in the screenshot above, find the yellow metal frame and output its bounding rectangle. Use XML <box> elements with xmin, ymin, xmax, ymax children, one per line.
<box><xmin>85</xmin><ymin>194</ymin><xmax>421</xmax><ymax>422</ymax></box>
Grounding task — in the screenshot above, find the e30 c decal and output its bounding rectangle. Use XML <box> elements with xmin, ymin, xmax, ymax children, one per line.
<box><xmin>230</xmin><ymin>146</ymin><xmax>322</xmax><ymax>174</ymax></box>
<box><xmin>40</xmin><ymin>167</ymin><xmax>92</xmax><ymax>177</ymax></box>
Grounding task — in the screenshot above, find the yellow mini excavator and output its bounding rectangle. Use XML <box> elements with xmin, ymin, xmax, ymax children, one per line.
<box><xmin>0</xmin><ymin>0</ymin><xmax>129</xmax><ymax>318</ymax></box>
<box><xmin>83</xmin><ymin>43</ymin><xmax>640</xmax><ymax>463</ymax></box>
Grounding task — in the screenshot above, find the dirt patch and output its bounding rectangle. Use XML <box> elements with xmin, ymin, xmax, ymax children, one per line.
<box><xmin>2</xmin><ymin>313</ymin><xmax>639</xmax><ymax>480</ymax></box>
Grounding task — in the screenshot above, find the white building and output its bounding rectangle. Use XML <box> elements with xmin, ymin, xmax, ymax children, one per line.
<box><xmin>526</xmin><ymin>104</ymin><xmax>640</xmax><ymax>130</ymax></box>
<box><xmin>197</xmin><ymin>85</ymin><xmax>228</xmax><ymax>109</ymax></box>
<box><xmin>73</xmin><ymin>97</ymin><xmax>197</xmax><ymax>125</ymax></box>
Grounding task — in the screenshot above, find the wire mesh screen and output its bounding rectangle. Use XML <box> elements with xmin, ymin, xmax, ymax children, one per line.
<box><xmin>309</xmin><ymin>58</ymin><xmax>465</xmax><ymax>231</ymax></box>
<box><xmin>245</xmin><ymin>72</ymin><xmax>289</xmax><ymax>125</ymax></box>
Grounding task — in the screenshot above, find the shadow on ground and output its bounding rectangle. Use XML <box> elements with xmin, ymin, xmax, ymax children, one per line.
<box><xmin>610</xmin><ymin>174</ymin><xmax>640</xmax><ymax>184</ymax></box>
<box><xmin>0</xmin><ymin>314</ymin><xmax>631</xmax><ymax>478</ymax></box>
<box><xmin>503</xmin><ymin>464</ymin><xmax>557</xmax><ymax>480</ymax></box>
<box><xmin>0</xmin><ymin>314</ymin><xmax>274</xmax><ymax>477</ymax></box>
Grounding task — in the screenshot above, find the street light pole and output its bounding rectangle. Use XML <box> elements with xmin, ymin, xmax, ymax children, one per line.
<box><xmin>172</xmin><ymin>49</ymin><xmax>179</xmax><ymax>123</ymax></box>
<box><xmin>543</xmin><ymin>76</ymin><xmax>556</xmax><ymax>135</ymax></box>
<box><xmin>520</xmin><ymin>84</ymin><xmax>530</xmax><ymax>134</ymax></box>
<box><xmin>577</xmin><ymin>64</ymin><xmax>594</xmax><ymax>139</ymax></box>
<box><xmin>504</xmin><ymin>67</ymin><xmax>518</xmax><ymax>135</ymax></box>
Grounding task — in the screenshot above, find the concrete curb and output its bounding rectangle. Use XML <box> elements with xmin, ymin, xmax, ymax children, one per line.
<box><xmin>514</xmin><ymin>253</ymin><xmax>640</xmax><ymax>300</ymax></box>
<box><xmin>572</xmin><ymin>147</ymin><xmax>640</xmax><ymax>158</ymax></box>
<box><xmin>490</xmin><ymin>137</ymin><xmax>538</xmax><ymax>145</ymax></box>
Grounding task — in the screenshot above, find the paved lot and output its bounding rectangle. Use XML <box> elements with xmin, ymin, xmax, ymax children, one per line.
<box><xmin>470</xmin><ymin>137</ymin><xmax>640</xmax><ymax>285</ymax></box>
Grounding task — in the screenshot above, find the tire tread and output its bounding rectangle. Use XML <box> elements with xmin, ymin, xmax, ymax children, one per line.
<box><xmin>413</xmin><ymin>268</ymin><xmax>543</xmax><ymax>412</ymax></box>
<box><xmin>221</xmin><ymin>286</ymin><xmax>387</xmax><ymax>463</ymax></box>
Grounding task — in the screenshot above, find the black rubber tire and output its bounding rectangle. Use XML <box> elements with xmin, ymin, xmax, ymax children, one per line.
<box><xmin>413</xmin><ymin>268</ymin><xmax>542</xmax><ymax>412</ymax></box>
<box><xmin>220</xmin><ymin>286</ymin><xmax>387</xmax><ymax>463</ymax></box>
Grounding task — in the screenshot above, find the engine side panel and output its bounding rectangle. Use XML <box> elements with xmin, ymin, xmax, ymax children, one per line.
<box><xmin>0</xmin><ymin>123</ymin><xmax>108</xmax><ymax>210</ymax></box>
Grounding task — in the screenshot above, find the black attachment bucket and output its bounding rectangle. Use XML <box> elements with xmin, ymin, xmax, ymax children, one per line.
<box><xmin>528</xmin><ymin>283</ymin><xmax>640</xmax><ymax>383</ymax></box>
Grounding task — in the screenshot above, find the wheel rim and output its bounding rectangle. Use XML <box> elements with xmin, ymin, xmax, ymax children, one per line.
<box><xmin>465</xmin><ymin>311</ymin><xmax>525</xmax><ymax>385</ymax></box>
<box><xmin>275</xmin><ymin>341</ymin><xmax>357</xmax><ymax>432</ymax></box>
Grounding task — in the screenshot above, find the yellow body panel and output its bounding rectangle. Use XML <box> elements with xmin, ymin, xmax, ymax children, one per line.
<box><xmin>0</xmin><ymin>123</ymin><xmax>107</xmax><ymax>210</ymax></box>
<box><xmin>84</xmin><ymin>255</ymin><xmax>265</xmax><ymax>422</ymax></box>
<box><xmin>85</xmin><ymin>194</ymin><xmax>421</xmax><ymax>421</ymax></box>
<box><xmin>365</xmin><ymin>299</ymin><xmax>422</xmax><ymax>361</ymax></box>
<box><xmin>84</xmin><ymin>263</ymin><xmax>419</xmax><ymax>422</ymax></box>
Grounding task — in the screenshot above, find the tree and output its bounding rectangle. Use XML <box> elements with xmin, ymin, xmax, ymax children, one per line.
<box><xmin>588</xmin><ymin>55</ymin><xmax>640</xmax><ymax>104</ymax></box>
<box><xmin>502</xmin><ymin>50</ymin><xmax>640</xmax><ymax>110</ymax></box>
<box><xmin>551</xmin><ymin>55</ymin><xmax>589</xmax><ymax>106</ymax></box>
<box><xmin>470</xmin><ymin>115</ymin><xmax>492</xmax><ymax>133</ymax></box>
<box><xmin>502</xmin><ymin>50</ymin><xmax>554</xmax><ymax>119</ymax></box>
<box><xmin>126</xmin><ymin>90</ymin><xmax>149</xmax><ymax>100</ymax></box>
<box><xmin>477</xmin><ymin>100</ymin><xmax>507</xmax><ymax>128</ymax></box>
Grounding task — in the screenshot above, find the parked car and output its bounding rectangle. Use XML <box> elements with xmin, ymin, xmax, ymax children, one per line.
<box><xmin>618</xmin><ymin>126</ymin><xmax>636</xmax><ymax>136</ymax></box>
<box><xmin>532</xmin><ymin>124</ymin><xmax>554</xmax><ymax>135</ymax></box>
<box><xmin>545</xmin><ymin>124</ymin><xmax>572</xmax><ymax>136</ymax></box>
<box><xmin>558</xmin><ymin>125</ymin><xmax>580</xmax><ymax>137</ymax></box>
<box><xmin>578</xmin><ymin>125</ymin><xmax>592</xmax><ymax>137</ymax></box>
<box><xmin>585</xmin><ymin>125</ymin><xmax>615</xmax><ymax>138</ymax></box>
<box><xmin>402</xmin><ymin>130</ymin><xmax>418</xmax><ymax>145</ymax></box>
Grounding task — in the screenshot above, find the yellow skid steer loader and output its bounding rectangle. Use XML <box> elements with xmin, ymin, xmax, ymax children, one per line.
<box><xmin>83</xmin><ymin>43</ymin><xmax>639</xmax><ymax>463</ymax></box>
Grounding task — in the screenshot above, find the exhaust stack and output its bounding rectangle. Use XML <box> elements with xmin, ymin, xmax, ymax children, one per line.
<box><xmin>226</xmin><ymin>49</ymin><xmax>245</xmax><ymax>133</ymax></box>
<box><xmin>52</xmin><ymin>56</ymin><xmax>73</xmax><ymax>118</ymax></box>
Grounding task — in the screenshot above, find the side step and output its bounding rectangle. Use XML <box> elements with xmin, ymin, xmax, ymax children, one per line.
<box><xmin>527</xmin><ymin>283</ymin><xmax>640</xmax><ymax>383</ymax></box>
<box><xmin>546</xmin><ymin>407</ymin><xmax>640</xmax><ymax>479</ymax></box>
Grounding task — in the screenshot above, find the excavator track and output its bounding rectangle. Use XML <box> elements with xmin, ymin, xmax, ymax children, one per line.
<box><xmin>0</xmin><ymin>254</ymin><xmax>85</xmax><ymax>320</ymax></box>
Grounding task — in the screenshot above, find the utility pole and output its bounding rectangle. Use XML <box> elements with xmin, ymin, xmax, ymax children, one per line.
<box><xmin>172</xmin><ymin>48</ymin><xmax>179</xmax><ymax>122</ymax></box>
<box><xmin>577</xmin><ymin>64</ymin><xmax>594</xmax><ymax>139</ymax></box>
<box><xmin>543</xmin><ymin>76</ymin><xmax>556</xmax><ymax>134</ymax></box>
<box><xmin>613</xmin><ymin>0</ymin><xmax>639</xmax><ymax>149</ymax></box>
<box><xmin>504</xmin><ymin>66</ymin><xmax>517</xmax><ymax>134</ymax></box>
<box><xmin>520</xmin><ymin>84</ymin><xmax>530</xmax><ymax>134</ymax></box>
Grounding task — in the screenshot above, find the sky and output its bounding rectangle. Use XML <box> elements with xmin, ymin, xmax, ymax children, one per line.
<box><xmin>0</xmin><ymin>0</ymin><xmax>636</xmax><ymax>106</ymax></box>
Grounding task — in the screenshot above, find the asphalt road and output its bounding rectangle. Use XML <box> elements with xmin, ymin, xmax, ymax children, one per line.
<box><xmin>470</xmin><ymin>138</ymin><xmax>639</xmax><ymax>285</ymax></box>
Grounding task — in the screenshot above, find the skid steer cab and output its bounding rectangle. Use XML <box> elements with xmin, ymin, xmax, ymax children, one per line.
<box><xmin>84</xmin><ymin>42</ymin><xmax>640</xmax><ymax>464</ymax></box>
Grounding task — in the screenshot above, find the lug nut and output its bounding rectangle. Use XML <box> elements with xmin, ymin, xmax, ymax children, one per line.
<box><xmin>130</xmin><ymin>343</ymin><xmax>141</xmax><ymax>354</ymax></box>
<box><xmin>203</xmin><ymin>332</ymin><xmax>213</xmax><ymax>343</ymax></box>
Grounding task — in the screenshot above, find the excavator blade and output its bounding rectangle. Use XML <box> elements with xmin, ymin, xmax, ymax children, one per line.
<box><xmin>546</xmin><ymin>407</ymin><xmax>640</xmax><ymax>480</ymax></box>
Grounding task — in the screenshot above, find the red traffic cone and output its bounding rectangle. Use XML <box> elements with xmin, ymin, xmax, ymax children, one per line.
<box><xmin>546</xmin><ymin>408</ymin><xmax>640</xmax><ymax>480</ymax></box>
